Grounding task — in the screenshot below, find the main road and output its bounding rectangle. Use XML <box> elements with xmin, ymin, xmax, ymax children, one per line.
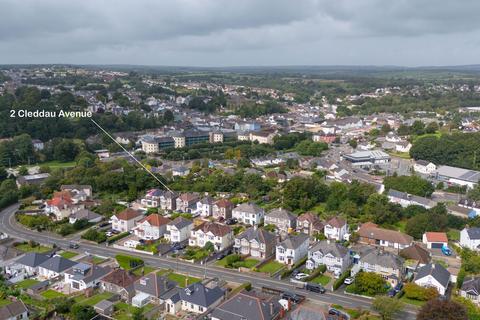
<box><xmin>0</xmin><ymin>204</ymin><xmax>417</xmax><ymax>319</ymax></box>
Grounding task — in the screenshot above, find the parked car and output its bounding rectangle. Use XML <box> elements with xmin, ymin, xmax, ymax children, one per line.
<box><xmin>225</xmin><ymin>218</ymin><xmax>237</xmax><ymax>225</ymax></box>
<box><xmin>387</xmin><ymin>289</ymin><xmax>396</xmax><ymax>297</ymax></box>
<box><xmin>281</xmin><ymin>291</ymin><xmax>302</xmax><ymax>304</ymax></box>
<box><xmin>328</xmin><ymin>308</ymin><xmax>341</xmax><ymax>316</ymax></box>
<box><xmin>393</xmin><ymin>282</ymin><xmax>403</xmax><ymax>293</ymax></box>
<box><xmin>69</xmin><ymin>243</ymin><xmax>79</xmax><ymax>249</ymax></box>
<box><xmin>306</xmin><ymin>283</ymin><xmax>326</xmax><ymax>294</ymax></box>
<box><xmin>292</xmin><ymin>269</ymin><xmax>299</xmax><ymax>277</ymax></box>
<box><xmin>216</xmin><ymin>252</ymin><xmax>228</xmax><ymax>260</ymax></box>
<box><xmin>295</xmin><ymin>273</ymin><xmax>309</xmax><ymax>280</ymax></box>
<box><xmin>344</xmin><ymin>277</ymin><xmax>354</xmax><ymax>285</ymax></box>
<box><xmin>442</xmin><ymin>244</ymin><xmax>452</xmax><ymax>256</ymax></box>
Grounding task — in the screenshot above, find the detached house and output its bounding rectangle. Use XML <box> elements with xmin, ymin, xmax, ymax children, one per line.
<box><xmin>64</xmin><ymin>262</ymin><xmax>111</xmax><ymax>291</ymax></box>
<box><xmin>45</xmin><ymin>191</ymin><xmax>84</xmax><ymax>221</ymax></box>
<box><xmin>100</xmin><ymin>269</ymin><xmax>139</xmax><ymax>302</ymax></box>
<box><xmin>160</xmin><ymin>191</ymin><xmax>178</xmax><ymax>211</ymax></box>
<box><xmin>132</xmin><ymin>273</ymin><xmax>177</xmax><ymax>307</ymax></box>
<box><xmin>234</xmin><ymin>226</ymin><xmax>276</xmax><ymax>260</ymax></box>
<box><xmin>15</xmin><ymin>252</ymin><xmax>50</xmax><ymax>276</ymax></box>
<box><xmin>276</xmin><ymin>233</ymin><xmax>309</xmax><ymax>267</ymax></box>
<box><xmin>69</xmin><ymin>209</ymin><xmax>102</xmax><ymax>224</ymax></box>
<box><xmin>132</xmin><ymin>214</ymin><xmax>171</xmax><ymax>240</ymax></box>
<box><xmin>414</xmin><ymin>160</ymin><xmax>437</xmax><ymax>175</ymax></box>
<box><xmin>176</xmin><ymin>193</ymin><xmax>199</xmax><ymax>213</ymax></box>
<box><xmin>194</xmin><ymin>196</ymin><xmax>215</xmax><ymax>217</ymax></box>
<box><xmin>265</xmin><ymin>208</ymin><xmax>296</xmax><ymax>233</ymax></box>
<box><xmin>324</xmin><ymin>217</ymin><xmax>348</xmax><ymax>241</ymax></box>
<box><xmin>165</xmin><ymin>217</ymin><xmax>193</xmax><ymax>243</ymax></box>
<box><xmin>38</xmin><ymin>256</ymin><xmax>77</xmax><ymax>279</ymax></box>
<box><xmin>296</xmin><ymin>212</ymin><xmax>325</xmax><ymax>236</ymax></box>
<box><xmin>414</xmin><ymin>263</ymin><xmax>451</xmax><ymax>295</ymax></box>
<box><xmin>460</xmin><ymin>227</ymin><xmax>480</xmax><ymax>251</ymax></box>
<box><xmin>212</xmin><ymin>199</ymin><xmax>234</xmax><ymax>220</ymax></box>
<box><xmin>165</xmin><ymin>282</ymin><xmax>225</xmax><ymax>315</ymax></box>
<box><xmin>189</xmin><ymin>222</ymin><xmax>234</xmax><ymax>251</ymax></box>
<box><xmin>422</xmin><ymin>232</ymin><xmax>448</xmax><ymax>249</ymax></box>
<box><xmin>110</xmin><ymin>208</ymin><xmax>143</xmax><ymax>233</ymax></box>
<box><xmin>0</xmin><ymin>300</ymin><xmax>29</xmax><ymax>320</ymax></box>
<box><xmin>141</xmin><ymin>189</ymin><xmax>163</xmax><ymax>208</ymax></box>
<box><xmin>460</xmin><ymin>276</ymin><xmax>480</xmax><ymax>304</ymax></box>
<box><xmin>353</xmin><ymin>248</ymin><xmax>404</xmax><ymax>287</ymax></box>
<box><xmin>306</xmin><ymin>240</ymin><xmax>351</xmax><ymax>275</ymax></box>
<box><xmin>232</xmin><ymin>202</ymin><xmax>265</xmax><ymax>226</ymax></box>
<box><xmin>358</xmin><ymin>223</ymin><xmax>413</xmax><ymax>249</ymax></box>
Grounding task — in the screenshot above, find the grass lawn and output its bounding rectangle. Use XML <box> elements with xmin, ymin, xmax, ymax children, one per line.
<box><xmin>132</xmin><ymin>265</ymin><xmax>156</xmax><ymax>276</ymax></box>
<box><xmin>311</xmin><ymin>274</ymin><xmax>331</xmax><ymax>286</ymax></box>
<box><xmin>15</xmin><ymin>279</ymin><xmax>40</xmax><ymax>289</ymax></box>
<box><xmin>114</xmin><ymin>302</ymin><xmax>155</xmax><ymax>320</ymax></box>
<box><xmin>257</xmin><ymin>260</ymin><xmax>284</xmax><ymax>274</ymax></box>
<box><xmin>447</xmin><ymin>229</ymin><xmax>460</xmax><ymax>241</ymax></box>
<box><xmin>31</xmin><ymin>160</ymin><xmax>76</xmax><ymax>168</ymax></box>
<box><xmin>60</xmin><ymin>251</ymin><xmax>78</xmax><ymax>259</ymax></box>
<box><xmin>395</xmin><ymin>220</ymin><xmax>407</xmax><ymax>233</ymax></box>
<box><xmin>400</xmin><ymin>296</ymin><xmax>426</xmax><ymax>306</ymax></box>
<box><xmin>115</xmin><ymin>254</ymin><xmax>144</xmax><ymax>270</ymax></box>
<box><xmin>15</xmin><ymin>243</ymin><xmax>51</xmax><ymax>253</ymax></box>
<box><xmin>216</xmin><ymin>256</ymin><xmax>230</xmax><ymax>267</ymax></box>
<box><xmin>412</xmin><ymin>132</ymin><xmax>442</xmax><ymax>143</ymax></box>
<box><xmin>76</xmin><ymin>292</ymin><xmax>114</xmax><ymax>306</ymax></box>
<box><xmin>388</xmin><ymin>151</ymin><xmax>411</xmax><ymax>159</ymax></box>
<box><xmin>41</xmin><ymin>289</ymin><xmax>66</xmax><ymax>299</ymax></box>
<box><xmin>216</xmin><ymin>255</ymin><xmax>259</xmax><ymax>269</ymax></box>
<box><xmin>167</xmin><ymin>272</ymin><xmax>200</xmax><ymax>287</ymax></box>
<box><xmin>90</xmin><ymin>256</ymin><xmax>107</xmax><ymax>264</ymax></box>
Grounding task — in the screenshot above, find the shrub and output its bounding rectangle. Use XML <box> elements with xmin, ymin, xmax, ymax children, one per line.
<box><xmin>82</xmin><ymin>229</ymin><xmax>107</xmax><ymax>243</ymax></box>
<box><xmin>333</xmin><ymin>270</ymin><xmax>351</xmax><ymax>290</ymax></box>
<box><xmin>404</xmin><ymin>283</ymin><xmax>438</xmax><ymax>301</ymax></box>
<box><xmin>351</xmin><ymin>271</ymin><xmax>387</xmax><ymax>296</ymax></box>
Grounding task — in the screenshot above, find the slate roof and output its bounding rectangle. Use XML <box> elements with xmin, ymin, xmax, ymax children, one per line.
<box><xmin>0</xmin><ymin>300</ymin><xmax>28</xmax><ymax>319</ymax></box>
<box><xmin>168</xmin><ymin>217</ymin><xmax>192</xmax><ymax>229</ymax></box>
<box><xmin>415</xmin><ymin>263</ymin><xmax>451</xmax><ymax>289</ymax></box>
<box><xmin>236</xmin><ymin>227</ymin><xmax>276</xmax><ymax>245</ymax></box>
<box><xmin>211</xmin><ymin>290</ymin><xmax>281</xmax><ymax>320</ymax></box>
<box><xmin>309</xmin><ymin>240</ymin><xmax>349</xmax><ymax>258</ymax></box>
<box><xmin>179</xmin><ymin>282</ymin><xmax>225</xmax><ymax>308</ymax></box>
<box><xmin>38</xmin><ymin>256</ymin><xmax>77</xmax><ymax>273</ymax></box>
<box><xmin>399</xmin><ymin>244</ymin><xmax>431</xmax><ymax>265</ymax></box>
<box><xmin>194</xmin><ymin>222</ymin><xmax>232</xmax><ymax>237</ymax></box>
<box><xmin>461</xmin><ymin>276</ymin><xmax>480</xmax><ymax>296</ymax></box>
<box><xmin>134</xmin><ymin>273</ymin><xmax>176</xmax><ymax>298</ymax></box>
<box><xmin>70</xmin><ymin>209</ymin><xmax>102</xmax><ymax>221</ymax></box>
<box><xmin>278</xmin><ymin>233</ymin><xmax>309</xmax><ymax>250</ymax></box>
<box><xmin>101</xmin><ymin>268</ymin><xmax>139</xmax><ymax>288</ymax></box>
<box><xmin>360</xmin><ymin>249</ymin><xmax>404</xmax><ymax>270</ymax></box>
<box><xmin>234</xmin><ymin>202</ymin><xmax>264</xmax><ymax>214</ymax></box>
<box><xmin>466</xmin><ymin>228</ymin><xmax>480</xmax><ymax>240</ymax></box>
<box><xmin>65</xmin><ymin>263</ymin><xmax>111</xmax><ymax>283</ymax></box>
<box><xmin>16</xmin><ymin>252</ymin><xmax>50</xmax><ymax>268</ymax></box>
<box><xmin>266</xmin><ymin>208</ymin><xmax>295</xmax><ymax>221</ymax></box>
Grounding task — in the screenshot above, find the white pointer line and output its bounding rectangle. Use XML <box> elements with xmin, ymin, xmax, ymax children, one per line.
<box><xmin>90</xmin><ymin>118</ymin><xmax>173</xmax><ymax>193</ymax></box>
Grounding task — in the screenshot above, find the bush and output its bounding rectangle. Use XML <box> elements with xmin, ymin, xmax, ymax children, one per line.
<box><xmin>333</xmin><ymin>270</ymin><xmax>351</xmax><ymax>290</ymax></box>
<box><xmin>225</xmin><ymin>254</ymin><xmax>241</xmax><ymax>267</ymax></box>
<box><xmin>404</xmin><ymin>283</ymin><xmax>438</xmax><ymax>301</ymax></box>
<box><xmin>107</xmin><ymin>232</ymin><xmax>130</xmax><ymax>244</ymax></box>
<box><xmin>350</xmin><ymin>271</ymin><xmax>388</xmax><ymax>296</ymax></box>
<box><xmin>81</xmin><ymin>229</ymin><xmax>107</xmax><ymax>243</ymax></box>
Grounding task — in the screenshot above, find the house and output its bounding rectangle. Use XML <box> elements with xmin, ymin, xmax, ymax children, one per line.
<box><xmin>264</xmin><ymin>208</ymin><xmax>296</xmax><ymax>233</ymax></box>
<box><xmin>447</xmin><ymin>204</ymin><xmax>477</xmax><ymax>219</ymax></box>
<box><xmin>165</xmin><ymin>217</ymin><xmax>193</xmax><ymax>243</ymax></box>
<box><xmin>395</xmin><ymin>141</ymin><xmax>412</xmax><ymax>153</ymax></box>
<box><xmin>176</xmin><ymin>193</ymin><xmax>199</xmax><ymax>213</ymax></box>
<box><xmin>37</xmin><ymin>256</ymin><xmax>77</xmax><ymax>279</ymax></box>
<box><xmin>60</xmin><ymin>184</ymin><xmax>92</xmax><ymax>199</ymax></box>
<box><xmin>132</xmin><ymin>273</ymin><xmax>176</xmax><ymax>307</ymax></box>
<box><xmin>165</xmin><ymin>282</ymin><xmax>225</xmax><ymax>315</ymax></box>
<box><xmin>234</xmin><ymin>226</ymin><xmax>276</xmax><ymax>260</ymax></box>
<box><xmin>94</xmin><ymin>300</ymin><xmax>115</xmax><ymax>317</ymax></box>
<box><xmin>14</xmin><ymin>252</ymin><xmax>50</xmax><ymax>276</ymax></box>
<box><xmin>306</xmin><ymin>240</ymin><xmax>351</xmax><ymax>275</ymax></box>
<box><xmin>414</xmin><ymin>263</ymin><xmax>451</xmax><ymax>295</ymax></box>
<box><xmin>110</xmin><ymin>208</ymin><xmax>143</xmax><ymax>233</ymax></box>
<box><xmin>460</xmin><ymin>276</ymin><xmax>480</xmax><ymax>304</ymax></box>
<box><xmin>194</xmin><ymin>196</ymin><xmax>215</xmax><ymax>217</ymax></box>
<box><xmin>324</xmin><ymin>217</ymin><xmax>348</xmax><ymax>241</ymax></box>
<box><xmin>69</xmin><ymin>209</ymin><xmax>102</xmax><ymax>224</ymax></box>
<box><xmin>64</xmin><ymin>262</ymin><xmax>111</xmax><ymax>291</ymax></box>
<box><xmin>458</xmin><ymin>199</ymin><xmax>480</xmax><ymax>216</ymax></box>
<box><xmin>387</xmin><ymin>189</ymin><xmax>436</xmax><ymax>209</ymax></box>
<box><xmin>232</xmin><ymin>203</ymin><xmax>265</xmax><ymax>226</ymax></box>
<box><xmin>132</xmin><ymin>214</ymin><xmax>171</xmax><ymax>240</ymax></box>
<box><xmin>357</xmin><ymin>223</ymin><xmax>413</xmax><ymax>249</ymax></box>
<box><xmin>32</xmin><ymin>139</ymin><xmax>44</xmax><ymax>151</ymax></box>
<box><xmin>100</xmin><ymin>268</ymin><xmax>139</xmax><ymax>302</ymax></box>
<box><xmin>172</xmin><ymin>166</ymin><xmax>190</xmax><ymax>177</ymax></box>
<box><xmin>211</xmin><ymin>290</ymin><xmax>282</xmax><ymax>320</ymax></box>
<box><xmin>212</xmin><ymin>199</ymin><xmax>234</xmax><ymax>220</ymax></box>
<box><xmin>422</xmin><ymin>232</ymin><xmax>448</xmax><ymax>249</ymax></box>
<box><xmin>296</xmin><ymin>212</ymin><xmax>324</xmax><ymax>236</ymax></box>
<box><xmin>353</xmin><ymin>249</ymin><xmax>404</xmax><ymax>286</ymax></box>
<box><xmin>399</xmin><ymin>243</ymin><xmax>431</xmax><ymax>268</ymax></box>
<box><xmin>45</xmin><ymin>191</ymin><xmax>84</xmax><ymax>221</ymax></box>
<box><xmin>189</xmin><ymin>222</ymin><xmax>234</xmax><ymax>251</ymax></box>
<box><xmin>141</xmin><ymin>189</ymin><xmax>164</xmax><ymax>208</ymax></box>
<box><xmin>386</xmin><ymin>132</ymin><xmax>402</xmax><ymax>143</ymax></box>
<box><xmin>286</xmin><ymin>305</ymin><xmax>327</xmax><ymax>320</ymax></box>
<box><xmin>275</xmin><ymin>233</ymin><xmax>309</xmax><ymax>267</ymax></box>
<box><xmin>249</xmin><ymin>131</ymin><xmax>276</xmax><ymax>145</ymax></box>
<box><xmin>159</xmin><ymin>191</ymin><xmax>178</xmax><ymax>211</ymax></box>
<box><xmin>16</xmin><ymin>173</ymin><xmax>50</xmax><ymax>187</ymax></box>
<box><xmin>414</xmin><ymin>160</ymin><xmax>437</xmax><ymax>175</ymax></box>
<box><xmin>0</xmin><ymin>299</ymin><xmax>29</xmax><ymax>320</ymax></box>
<box><xmin>460</xmin><ymin>227</ymin><xmax>480</xmax><ymax>251</ymax></box>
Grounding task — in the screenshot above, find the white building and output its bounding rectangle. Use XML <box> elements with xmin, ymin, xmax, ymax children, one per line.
<box><xmin>189</xmin><ymin>222</ymin><xmax>234</xmax><ymax>252</ymax></box>
<box><xmin>132</xmin><ymin>214</ymin><xmax>170</xmax><ymax>240</ymax></box>
<box><xmin>460</xmin><ymin>227</ymin><xmax>480</xmax><ymax>251</ymax></box>
<box><xmin>165</xmin><ymin>217</ymin><xmax>193</xmax><ymax>243</ymax></box>
<box><xmin>414</xmin><ymin>263</ymin><xmax>451</xmax><ymax>296</ymax></box>
<box><xmin>414</xmin><ymin>160</ymin><xmax>437</xmax><ymax>175</ymax></box>
<box><xmin>306</xmin><ymin>240</ymin><xmax>351</xmax><ymax>275</ymax></box>
<box><xmin>110</xmin><ymin>209</ymin><xmax>143</xmax><ymax>233</ymax></box>
<box><xmin>324</xmin><ymin>217</ymin><xmax>348</xmax><ymax>241</ymax></box>
<box><xmin>275</xmin><ymin>234</ymin><xmax>309</xmax><ymax>267</ymax></box>
<box><xmin>232</xmin><ymin>202</ymin><xmax>265</xmax><ymax>225</ymax></box>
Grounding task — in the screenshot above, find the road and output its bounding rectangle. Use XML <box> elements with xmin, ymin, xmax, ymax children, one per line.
<box><xmin>0</xmin><ymin>204</ymin><xmax>417</xmax><ymax>319</ymax></box>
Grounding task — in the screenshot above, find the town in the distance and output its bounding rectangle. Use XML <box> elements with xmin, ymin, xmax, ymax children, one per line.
<box><xmin>0</xmin><ymin>64</ymin><xmax>480</xmax><ymax>320</ymax></box>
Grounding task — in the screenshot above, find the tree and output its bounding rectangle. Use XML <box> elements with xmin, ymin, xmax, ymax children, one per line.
<box><xmin>417</xmin><ymin>299</ymin><xmax>467</xmax><ymax>320</ymax></box>
<box><xmin>132</xmin><ymin>307</ymin><xmax>145</xmax><ymax>320</ymax></box>
<box><xmin>163</xmin><ymin>110</ymin><xmax>174</xmax><ymax>123</ymax></box>
<box><xmin>71</xmin><ymin>305</ymin><xmax>97</xmax><ymax>320</ymax></box>
<box><xmin>372</xmin><ymin>296</ymin><xmax>404</xmax><ymax>320</ymax></box>
<box><xmin>348</xmin><ymin>139</ymin><xmax>358</xmax><ymax>149</ymax></box>
<box><xmin>412</xmin><ymin>120</ymin><xmax>426</xmax><ymax>135</ymax></box>
<box><xmin>383</xmin><ymin>175</ymin><xmax>434</xmax><ymax>197</ymax></box>
<box><xmin>425</xmin><ymin>121</ymin><xmax>439</xmax><ymax>134</ymax></box>
<box><xmin>204</xmin><ymin>241</ymin><xmax>214</xmax><ymax>252</ymax></box>
<box><xmin>403</xmin><ymin>283</ymin><xmax>438</xmax><ymax>301</ymax></box>
<box><xmin>468</xmin><ymin>184</ymin><xmax>480</xmax><ymax>201</ymax></box>
<box><xmin>353</xmin><ymin>271</ymin><xmax>387</xmax><ymax>296</ymax></box>
<box><xmin>0</xmin><ymin>167</ymin><xmax>7</xmax><ymax>181</ymax></box>
<box><xmin>363</xmin><ymin>194</ymin><xmax>398</xmax><ymax>225</ymax></box>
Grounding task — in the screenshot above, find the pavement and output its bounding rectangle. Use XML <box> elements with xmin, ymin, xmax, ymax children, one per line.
<box><xmin>0</xmin><ymin>204</ymin><xmax>418</xmax><ymax>319</ymax></box>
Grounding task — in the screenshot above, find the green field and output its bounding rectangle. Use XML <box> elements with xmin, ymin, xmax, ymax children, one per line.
<box><xmin>60</xmin><ymin>251</ymin><xmax>78</xmax><ymax>259</ymax></box>
<box><xmin>75</xmin><ymin>292</ymin><xmax>114</xmax><ymax>306</ymax></box>
<box><xmin>257</xmin><ymin>260</ymin><xmax>284</xmax><ymax>274</ymax></box>
<box><xmin>115</xmin><ymin>254</ymin><xmax>144</xmax><ymax>270</ymax></box>
<box><xmin>15</xmin><ymin>279</ymin><xmax>40</xmax><ymax>289</ymax></box>
<box><xmin>29</xmin><ymin>160</ymin><xmax>77</xmax><ymax>168</ymax></box>
<box><xmin>15</xmin><ymin>243</ymin><xmax>51</xmax><ymax>253</ymax></box>
<box><xmin>41</xmin><ymin>289</ymin><xmax>65</xmax><ymax>299</ymax></box>
<box><xmin>113</xmin><ymin>302</ymin><xmax>155</xmax><ymax>320</ymax></box>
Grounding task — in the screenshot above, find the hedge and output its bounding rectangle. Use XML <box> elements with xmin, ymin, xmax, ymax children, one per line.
<box><xmin>115</xmin><ymin>254</ymin><xmax>144</xmax><ymax>270</ymax></box>
<box><xmin>107</xmin><ymin>232</ymin><xmax>130</xmax><ymax>244</ymax></box>
<box><xmin>305</xmin><ymin>264</ymin><xmax>327</xmax><ymax>282</ymax></box>
<box><xmin>280</xmin><ymin>256</ymin><xmax>308</xmax><ymax>279</ymax></box>
<box><xmin>333</xmin><ymin>269</ymin><xmax>351</xmax><ymax>290</ymax></box>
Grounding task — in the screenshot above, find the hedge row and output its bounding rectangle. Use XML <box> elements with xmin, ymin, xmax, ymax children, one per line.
<box><xmin>107</xmin><ymin>232</ymin><xmax>130</xmax><ymax>244</ymax></box>
<box><xmin>333</xmin><ymin>269</ymin><xmax>351</xmax><ymax>290</ymax></box>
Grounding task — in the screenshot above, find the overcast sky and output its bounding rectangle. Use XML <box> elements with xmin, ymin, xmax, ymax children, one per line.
<box><xmin>1</xmin><ymin>0</ymin><xmax>480</xmax><ymax>67</ymax></box>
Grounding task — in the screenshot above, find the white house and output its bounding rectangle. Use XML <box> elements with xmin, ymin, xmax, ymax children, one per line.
<box><xmin>460</xmin><ymin>227</ymin><xmax>480</xmax><ymax>251</ymax></box>
<box><xmin>132</xmin><ymin>214</ymin><xmax>171</xmax><ymax>240</ymax></box>
<box><xmin>275</xmin><ymin>233</ymin><xmax>309</xmax><ymax>267</ymax></box>
<box><xmin>232</xmin><ymin>202</ymin><xmax>265</xmax><ymax>225</ymax></box>
<box><xmin>460</xmin><ymin>277</ymin><xmax>480</xmax><ymax>304</ymax></box>
<box><xmin>0</xmin><ymin>300</ymin><xmax>29</xmax><ymax>320</ymax></box>
<box><xmin>306</xmin><ymin>240</ymin><xmax>351</xmax><ymax>275</ymax></box>
<box><xmin>395</xmin><ymin>141</ymin><xmax>412</xmax><ymax>153</ymax></box>
<box><xmin>37</xmin><ymin>256</ymin><xmax>77</xmax><ymax>280</ymax></box>
<box><xmin>189</xmin><ymin>222</ymin><xmax>234</xmax><ymax>252</ymax></box>
<box><xmin>414</xmin><ymin>160</ymin><xmax>437</xmax><ymax>175</ymax></box>
<box><xmin>165</xmin><ymin>283</ymin><xmax>225</xmax><ymax>315</ymax></box>
<box><xmin>110</xmin><ymin>209</ymin><xmax>143</xmax><ymax>233</ymax></box>
<box><xmin>194</xmin><ymin>196</ymin><xmax>215</xmax><ymax>217</ymax></box>
<box><xmin>422</xmin><ymin>232</ymin><xmax>448</xmax><ymax>249</ymax></box>
<box><xmin>165</xmin><ymin>217</ymin><xmax>193</xmax><ymax>243</ymax></box>
<box><xmin>324</xmin><ymin>217</ymin><xmax>348</xmax><ymax>241</ymax></box>
<box><xmin>64</xmin><ymin>263</ymin><xmax>111</xmax><ymax>291</ymax></box>
<box><xmin>414</xmin><ymin>263</ymin><xmax>451</xmax><ymax>295</ymax></box>
<box><xmin>141</xmin><ymin>189</ymin><xmax>163</xmax><ymax>208</ymax></box>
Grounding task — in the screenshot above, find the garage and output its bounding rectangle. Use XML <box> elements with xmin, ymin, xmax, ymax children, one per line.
<box><xmin>422</xmin><ymin>232</ymin><xmax>448</xmax><ymax>249</ymax></box>
<box><xmin>430</xmin><ymin>242</ymin><xmax>444</xmax><ymax>249</ymax></box>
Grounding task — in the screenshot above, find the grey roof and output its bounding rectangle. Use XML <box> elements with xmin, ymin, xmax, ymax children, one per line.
<box><xmin>415</xmin><ymin>263</ymin><xmax>451</xmax><ymax>289</ymax></box>
<box><xmin>387</xmin><ymin>189</ymin><xmax>436</xmax><ymax>207</ymax></box>
<box><xmin>233</xmin><ymin>202</ymin><xmax>264</xmax><ymax>215</ymax></box>
<box><xmin>16</xmin><ymin>252</ymin><xmax>50</xmax><ymax>268</ymax></box>
<box><xmin>309</xmin><ymin>240</ymin><xmax>349</xmax><ymax>258</ymax></box>
<box><xmin>236</xmin><ymin>227</ymin><xmax>276</xmax><ymax>245</ymax></box>
<box><xmin>360</xmin><ymin>249</ymin><xmax>404</xmax><ymax>270</ymax></box>
<box><xmin>266</xmin><ymin>208</ymin><xmax>296</xmax><ymax>221</ymax></box>
<box><xmin>278</xmin><ymin>233</ymin><xmax>309</xmax><ymax>250</ymax></box>
<box><xmin>134</xmin><ymin>273</ymin><xmax>176</xmax><ymax>298</ymax></box>
<box><xmin>287</xmin><ymin>306</ymin><xmax>326</xmax><ymax>320</ymax></box>
<box><xmin>466</xmin><ymin>228</ymin><xmax>480</xmax><ymax>240</ymax></box>
<box><xmin>163</xmin><ymin>287</ymin><xmax>182</xmax><ymax>303</ymax></box>
<box><xmin>211</xmin><ymin>290</ymin><xmax>281</xmax><ymax>320</ymax></box>
<box><xmin>461</xmin><ymin>276</ymin><xmax>480</xmax><ymax>296</ymax></box>
<box><xmin>179</xmin><ymin>282</ymin><xmax>225</xmax><ymax>308</ymax></box>
<box><xmin>416</xmin><ymin>160</ymin><xmax>431</xmax><ymax>166</ymax></box>
<box><xmin>168</xmin><ymin>217</ymin><xmax>192</xmax><ymax>229</ymax></box>
<box><xmin>65</xmin><ymin>263</ymin><xmax>111</xmax><ymax>283</ymax></box>
<box><xmin>437</xmin><ymin>165</ymin><xmax>480</xmax><ymax>183</ymax></box>
<box><xmin>94</xmin><ymin>299</ymin><xmax>114</xmax><ymax>311</ymax></box>
<box><xmin>0</xmin><ymin>300</ymin><xmax>28</xmax><ymax>319</ymax></box>
<box><xmin>70</xmin><ymin>209</ymin><xmax>102</xmax><ymax>221</ymax></box>
<box><xmin>38</xmin><ymin>256</ymin><xmax>77</xmax><ymax>273</ymax></box>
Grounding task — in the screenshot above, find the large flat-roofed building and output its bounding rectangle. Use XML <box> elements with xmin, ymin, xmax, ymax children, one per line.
<box><xmin>342</xmin><ymin>150</ymin><xmax>390</xmax><ymax>166</ymax></box>
<box><xmin>436</xmin><ymin>165</ymin><xmax>480</xmax><ymax>189</ymax></box>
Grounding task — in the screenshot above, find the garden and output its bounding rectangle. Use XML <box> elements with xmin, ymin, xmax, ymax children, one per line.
<box><xmin>216</xmin><ymin>254</ymin><xmax>259</xmax><ymax>269</ymax></box>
